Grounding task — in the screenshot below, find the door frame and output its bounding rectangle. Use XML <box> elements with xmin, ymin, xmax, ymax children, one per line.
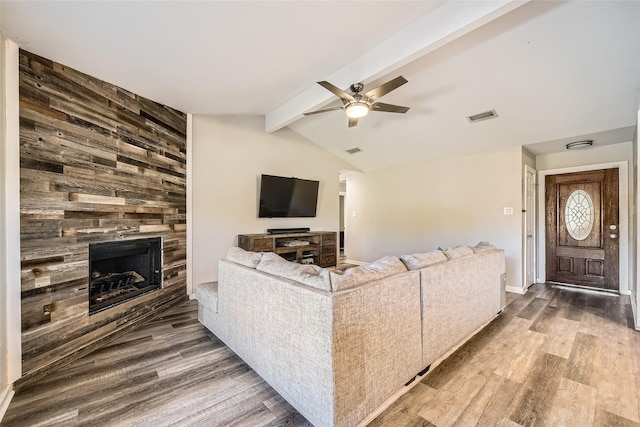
<box><xmin>523</xmin><ymin>165</ymin><xmax>536</xmax><ymax>289</ymax></box>
<box><xmin>537</xmin><ymin>161</ymin><xmax>629</xmax><ymax>295</ymax></box>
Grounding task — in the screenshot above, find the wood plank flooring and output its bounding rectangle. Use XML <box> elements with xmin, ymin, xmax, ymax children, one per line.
<box><xmin>2</xmin><ymin>301</ymin><xmax>310</xmax><ymax>427</ymax></box>
<box><xmin>370</xmin><ymin>284</ymin><xmax>640</xmax><ymax>427</ymax></box>
<box><xmin>2</xmin><ymin>283</ymin><xmax>639</xmax><ymax>427</ymax></box>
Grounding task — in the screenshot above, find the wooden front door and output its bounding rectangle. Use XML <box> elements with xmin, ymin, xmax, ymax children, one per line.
<box><xmin>545</xmin><ymin>168</ymin><xmax>619</xmax><ymax>291</ymax></box>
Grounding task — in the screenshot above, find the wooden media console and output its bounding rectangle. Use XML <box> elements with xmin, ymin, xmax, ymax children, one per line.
<box><xmin>238</xmin><ymin>231</ymin><xmax>337</xmax><ymax>267</ymax></box>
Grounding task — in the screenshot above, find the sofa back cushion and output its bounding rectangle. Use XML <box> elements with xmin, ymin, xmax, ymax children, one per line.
<box><xmin>226</xmin><ymin>246</ymin><xmax>263</xmax><ymax>268</ymax></box>
<box><xmin>329</xmin><ymin>255</ymin><xmax>407</xmax><ymax>291</ymax></box>
<box><xmin>471</xmin><ymin>241</ymin><xmax>498</xmax><ymax>254</ymax></box>
<box><xmin>400</xmin><ymin>250</ymin><xmax>447</xmax><ymax>270</ymax></box>
<box><xmin>256</xmin><ymin>252</ymin><xmax>331</xmax><ymax>291</ymax></box>
<box><xmin>442</xmin><ymin>245</ymin><xmax>474</xmax><ymax>260</ymax></box>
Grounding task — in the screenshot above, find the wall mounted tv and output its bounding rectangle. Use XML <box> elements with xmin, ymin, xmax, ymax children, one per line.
<box><xmin>258</xmin><ymin>174</ymin><xmax>319</xmax><ymax>218</ymax></box>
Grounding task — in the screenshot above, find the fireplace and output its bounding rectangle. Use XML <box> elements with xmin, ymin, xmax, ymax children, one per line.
<box><xmin>89</xmin><ymin>237</ymin><xmax>163</xmax><ymax>314</ymax></box>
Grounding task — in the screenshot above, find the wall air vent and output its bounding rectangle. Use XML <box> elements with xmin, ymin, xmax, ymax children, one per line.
<box><xmin>467</xmin><ymin>109</ymin><xmax>498</xmax><ymax>123</ymax></box>
<box><xmin>345</xmin><ymin>147</ymin><xmax>362</xmax><ymax>154</ymax></box>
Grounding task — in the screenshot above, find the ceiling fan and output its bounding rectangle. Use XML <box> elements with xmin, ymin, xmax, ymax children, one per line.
<box><xmin>303</xmin><ymin>76</ymin><xmax>410</xmax><ymax>127</ymax></box>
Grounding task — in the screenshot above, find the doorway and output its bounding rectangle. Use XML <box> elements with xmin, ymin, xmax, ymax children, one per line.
<box><xmin>545</xmin><ymin>168</ymin><xmax>619</xmax><ymax>291</ymax></box>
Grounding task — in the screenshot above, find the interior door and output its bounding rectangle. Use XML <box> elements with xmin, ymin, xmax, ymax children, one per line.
<box><xmin>545</xmin><ymin>168</ymin><xmax>619</xmax><ymax>291</ymax></box>
<box><xmin>524</xmin><ymin>166</ymin><xmax>536</xmax><ymax>287</ymax></box>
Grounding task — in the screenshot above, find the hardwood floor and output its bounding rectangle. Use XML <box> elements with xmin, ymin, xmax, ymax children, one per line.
<box><xmin>3</xmin><ymin>283</ymin><xmax>639</xmax><ymax>427</ymax></box>
<box><xmin>370</xmin><ymin>284</ymin><xmax>640</xmax><ymax>427</ymax></box>
<box><xmin>2</xmin><ymin>301</ymin><xmax>311</xmax><ymax>427</ymax></box>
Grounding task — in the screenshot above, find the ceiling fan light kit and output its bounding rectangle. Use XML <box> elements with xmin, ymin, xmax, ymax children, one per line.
<box><xmin>345</xmin><ymin>102</ymin><xmax>369</xmax><ymax>118</ymax></box>
<box><xmin>304</xmin><ymin>76</ymin><xmax>410</xmax><ymax>127</ymax></box>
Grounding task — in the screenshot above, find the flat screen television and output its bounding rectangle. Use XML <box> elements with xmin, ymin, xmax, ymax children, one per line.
<box><xmin>258</xmin><ymin>174</ymin><xmax>319</xmax><ymax>218</ymax></box>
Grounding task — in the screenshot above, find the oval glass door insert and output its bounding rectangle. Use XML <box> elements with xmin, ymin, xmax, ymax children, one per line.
<box><xmin>565</xmin><ymin>189</ymin><xmax>594</xmax><ymax>241</ymax></box>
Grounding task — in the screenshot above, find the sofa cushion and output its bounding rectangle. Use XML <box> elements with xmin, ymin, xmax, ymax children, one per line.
<box><xmin>196</xmin><ymin>281</ymin><xmax>219</xmax><ymax>313</ymax></box>
<box><xmin>330</xmin><ymin>255</ymin><xmax>407</xmax><ymax>291</ymax></box>
<box><xmin>443</xmin><ymin>245</ymin><xmax>474</xmax><ymax>260</ymax></box>
<box><xmin>226</xmin><ymin>246</ymin><xmax>263</xmax><ymax>268</ymax></box>
<box><xmin>400</xmin><ymin>250</ymin><xmax>447</xmax><ymax>270</ymax></box>
<box><xmin>256</xmin><ymin>252</ymin><xmax>331</xmax><ymax>291</ymax></box>
<box><xmin>471</xmin><ymin>241</ymin><xmax>498</xmax><ymax>254</ymax></box>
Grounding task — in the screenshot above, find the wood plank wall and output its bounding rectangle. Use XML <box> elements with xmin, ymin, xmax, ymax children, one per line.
<box><xmin>18</xmin><ymin>50</ymin><xmax>188</xmax><ymax>379</ymax></box>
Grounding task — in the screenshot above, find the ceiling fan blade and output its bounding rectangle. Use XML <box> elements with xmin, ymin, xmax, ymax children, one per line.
<box><xmin>317</xmin><ymin>81</ymin><xmax>356</xmax><ymax>105</ymax></box>
<box><xmin>303</xmin><ymin>106</ymin><xmax>344</xmax><ymax>116</ymax></box>
<box><xmin>348</xmin><ymin>117</ymin><xmax>359</xmax><ymax>128</ymax></box>
<box><xmin>371</xmin><ymin>102</ymin><xmax>410</xmax><ymax>114</ymax></box>
<box><xmin>364</xmin><ymin>76</ymin><xmax>408</xmax><ymax>102</ymax></box>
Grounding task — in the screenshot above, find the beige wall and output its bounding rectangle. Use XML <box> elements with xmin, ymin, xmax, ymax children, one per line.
<box><xmin>536</xmin><ymin>141</ymin><xmax>633</xmax><ymax>171</ymax></box>
<box><xmin>191</xmin><ymin>115</ymin><xmax>354</xmax><ymax>287</ymax></box>
<box><xmin>523</xmin><ymin>147</ymin><xmax>536</xmax><ymax>169</ymax></box>
<box><xmin>0</xmin><ymin>30</ymin><xmax>6</xmax><ymax>406</ymax></box>
<box><xmin>344</xmin><ymin>146</ymin><xmax>525</xmax><ymax>289</ymax></box>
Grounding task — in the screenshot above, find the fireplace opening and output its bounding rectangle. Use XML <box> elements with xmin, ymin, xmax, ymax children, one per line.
<box><xmin>89</xmin><ymin>237</ymin><xmax>163</xmax><ymax>314</ymax></box>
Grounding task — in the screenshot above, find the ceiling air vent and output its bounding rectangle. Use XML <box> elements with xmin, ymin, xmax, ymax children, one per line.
<box><xmin>467</xmin><ymin>109</ymin><xmax>498</xmax><ymax>123</ymax></box>
<box><xmin>345</xmin><ymin>147</ymin><xmax>362</xmax><ymax>154</ymax></box>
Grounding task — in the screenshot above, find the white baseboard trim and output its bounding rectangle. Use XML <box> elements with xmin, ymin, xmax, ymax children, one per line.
<box><xmin>506</xmin><ymin>285</ymin><xmax>526</xmax><ymax>295</ymax></box>
<box><xmin>344</xmin><ymin>259</ymin><xmax>366</xmax><ymax>266</ymax></box>
<box><xmin>0</xmin><ymin>384</ymin><xmax>15</xmax><ymax>422</ymax></box>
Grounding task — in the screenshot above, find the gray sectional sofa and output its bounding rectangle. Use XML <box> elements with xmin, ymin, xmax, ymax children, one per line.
<box><xmin>197</xmin><ymin>243</ymin><xmax>506</xmax><ymax>427</ymax></box>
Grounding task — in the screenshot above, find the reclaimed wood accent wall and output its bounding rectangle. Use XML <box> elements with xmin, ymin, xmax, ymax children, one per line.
<box><xmin>19</xmin><ymin>50</ymin><xmax>187</xmax><ymax>378</ymax></box>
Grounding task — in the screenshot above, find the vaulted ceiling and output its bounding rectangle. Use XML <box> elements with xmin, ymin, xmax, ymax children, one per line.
<box><xmin>2</xmin><ymin>1</ymin><xmax>639</xmax><ymax>171</ymax></box>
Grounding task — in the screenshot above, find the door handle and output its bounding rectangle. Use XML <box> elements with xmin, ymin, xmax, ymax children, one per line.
<box><xmin>610</xmin><ymin>233</ymin><xmax>618</xmax><ymax>239</ymax></box>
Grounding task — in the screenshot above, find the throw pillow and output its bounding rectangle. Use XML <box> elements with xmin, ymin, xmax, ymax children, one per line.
<box><xmin>226</xmin><ymin>246</ymin><xmax>263</xmax><ymax>268</ymax></box>
<box><xmin>400</xmin><ymin>250</ymin><xmax>447</xmax><ymax>270</ymax></box>
<box><xmin>256</xmin><ymin>252</ymin><xmax>331</xmax><ymax>291</ymax></box>
<box><xmin>330</xmin><ymin>255</ymin><xmax>407</xmax><ymax>291</ymax></box>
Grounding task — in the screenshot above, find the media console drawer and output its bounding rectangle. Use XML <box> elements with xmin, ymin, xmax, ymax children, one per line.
<box><xmin>321</xmin><ymin>233</ymin><xmax>337</xmax><ymax>244</ymax></box>
<box><xmin>238</xmin><ymin>235</ymin><xmax>274</xmax><ymax>252</ymax></box>
<box><xmin>252</xmin><ymin>238</ymin><xmax>274</xmax><ymax>251</ymax></box>
<box><xmin>320</xmin><ymin>253</ymin><xmax>337</xmax><ymax>266</ymax></box>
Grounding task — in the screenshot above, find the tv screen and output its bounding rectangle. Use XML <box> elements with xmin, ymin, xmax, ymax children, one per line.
<box><xmin>258</xmin><ymin>174</ymin><xmax>319</xmax><ymax>218</ymax></box>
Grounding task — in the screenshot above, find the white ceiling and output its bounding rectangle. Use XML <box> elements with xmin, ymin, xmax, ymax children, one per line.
<box><xmin>2</xmin><ymin>1</ymin><xmax>639</xmax><ymax>172</ymax></box>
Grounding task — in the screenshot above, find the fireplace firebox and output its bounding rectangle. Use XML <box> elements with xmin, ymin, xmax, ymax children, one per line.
<box><xmin>89</xmin><ymin>237</ymin><xmax>163</xmax><ymax>314</ymax></box>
